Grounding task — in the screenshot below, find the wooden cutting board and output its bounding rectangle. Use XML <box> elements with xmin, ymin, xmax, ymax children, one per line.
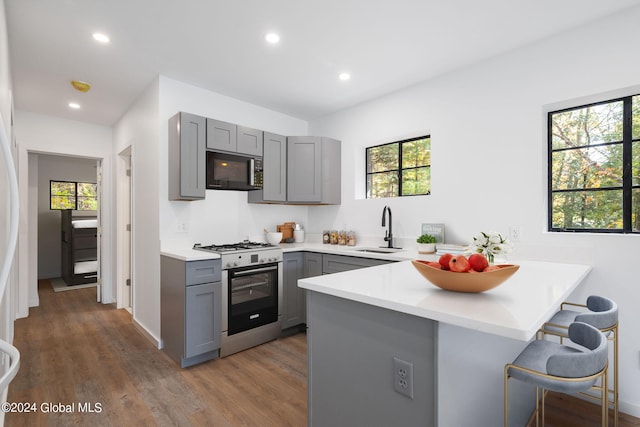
<box><xmin>277</xmin><ymin>222</ymin><xmax>295</xmax><ymax>242</ymax></box>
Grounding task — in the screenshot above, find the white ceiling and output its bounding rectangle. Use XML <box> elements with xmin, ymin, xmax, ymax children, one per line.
<box><xmin>6</xmin><ymin>0</ymin><xmax>640</xmax><ymax>126</ymax></box>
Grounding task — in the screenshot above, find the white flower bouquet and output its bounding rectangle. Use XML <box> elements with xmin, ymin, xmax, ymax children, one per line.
<box><xmin>469</xmin><ymin>231</ymin><xmax>512</xmax><ymax>263</ymax></box>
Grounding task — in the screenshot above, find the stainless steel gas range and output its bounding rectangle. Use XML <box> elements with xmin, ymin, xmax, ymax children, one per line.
<box><xmin>193</xmin><ymin>241</ymin><xmax>283</xmax><ymax>357</ymax></box>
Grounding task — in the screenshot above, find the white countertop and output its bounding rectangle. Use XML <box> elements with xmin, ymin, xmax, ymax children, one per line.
<box><xmin>160</xmin><ymin>248</ymin><xmax>221</xmax><ymax>261</ymax></box>
<box><xmin>161</xmin><ymin>241</ymin><xmax>428</xmax><ymax>262</ymax></box>
<box><xmin>298</xmin><ymin>259</ymin><xmax>591</xmax><ymax>341</ymax></box>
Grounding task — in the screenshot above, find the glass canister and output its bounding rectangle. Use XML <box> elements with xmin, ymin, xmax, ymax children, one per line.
<box><xmin>330</xmin><ymin>230</ymin><xmax>339</xmax><ymax>245</ymax></box>
<box><xmin>347</xmin><ymin>231</ymin><xmax>356</xmax><ymax>246</ymax></box>
<box><xmin>338</xmin><ymin>230</ymin><xmax>347</xmax><ymax>245</ymax></box>
<box><xmin>323</xmin><ymin>230</ymin><xmax>330</xmax><ymax>244</ymax></box>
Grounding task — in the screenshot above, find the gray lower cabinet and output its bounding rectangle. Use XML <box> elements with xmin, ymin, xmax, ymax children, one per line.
<box><xmin>168</xmin><ymin>112</ymin><xmax>206</xmax><ymax>200</ymax></box>
<box><xmin>287</xmin><ymin>136</ymin><xmax>341</xmax><ymax>204</ymax></box>
<box><xmin>304</xmin><ymin>252</ymin><xmax>323</xmax><ymax>277</ymax></box>
<box><xmin>161</xmin><ymin>256</ymin><xmax>222</xmax><ymax>368</ymax></box>
<box><xmin>322</xmin><ymin>253</ymin><xmax>392</xmax><ymax>274</ymax></box>
<box><xmin>282</xmin><ymin>252</ymin><xmax>305</xmax><ymax>330</ymax></box>
<box><xmin>282</xmin><ymin>252</ymin><xmax>391</xmax><ymax>330</ymax></box>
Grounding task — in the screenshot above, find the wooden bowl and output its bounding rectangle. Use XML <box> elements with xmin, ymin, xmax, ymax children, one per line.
<box><xmin>411</xmin><ymin>260</ymin><xmax>519</xmax><ymax>293</ymax></box>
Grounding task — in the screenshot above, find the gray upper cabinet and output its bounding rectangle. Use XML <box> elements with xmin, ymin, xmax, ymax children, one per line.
<box><xmin>206</xmin><ymin>118</ymin><xmax>237</xmax><ymax>152</ymax></box>
<box><xmin>261</xmin><ymin>132</ymin><xmax>287</xmax><ymax>202</ymax></box>
<box><xmin>168</xmin><ymin>112</ymin><xmax>206</xmax><ymax>201</ymax></box>
<box><xmin>237</xmin><ymin>125</ymin><xmax>263</xmax><ymax>156</ymax></box>
<box><xmin>287</xmin><ymin>136</ymin><xmax>341</xmax><ymax>204</ymax></box>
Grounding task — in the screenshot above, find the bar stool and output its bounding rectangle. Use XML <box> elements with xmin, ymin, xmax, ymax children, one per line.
<box><xmin>504</xmin><ymin>322</ymin><xmax>609</xmax><ymax>427</ymax></box>
<box><xmin>543</xmin><ymin>295</ymin><xmax>618</xmax><ymax>426</ymax></box>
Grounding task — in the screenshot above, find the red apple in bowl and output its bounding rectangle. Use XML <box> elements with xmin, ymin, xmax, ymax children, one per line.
<box><xmin>438</xmin><ymin>253</ymin><xmax>453</xmax><ymax>270</ymax></box>
<box><xmin>468</xmin><ymin>253</ymin><xmax>489</xmax><ymax>272</ymax></box>
<box><xmin>449</xmin><ymin>255</ymin><xmax>471</xmax><ymax>272</ymax></box>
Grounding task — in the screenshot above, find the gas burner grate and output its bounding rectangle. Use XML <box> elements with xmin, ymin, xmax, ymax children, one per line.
<box><xmin>193</xmin><ymin>241</ymin><xmax>274</xmax><ymax>253</ymax></box>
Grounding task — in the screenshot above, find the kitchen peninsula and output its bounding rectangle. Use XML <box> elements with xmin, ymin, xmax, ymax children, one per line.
<box><xmin>298</xmin><ymin>259</ymin><xmax>591</xmax><ymax>426</ymax></box>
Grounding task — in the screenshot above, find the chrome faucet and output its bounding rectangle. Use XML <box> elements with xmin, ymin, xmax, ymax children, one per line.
<box><xmin>381</xmin><ymin>205</ymin><xmax>393</xmax><ymax>248</ymax></box>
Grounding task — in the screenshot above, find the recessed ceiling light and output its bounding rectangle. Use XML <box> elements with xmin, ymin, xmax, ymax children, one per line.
<box><xmin>338</xmin><ymin>72</ymin><xmax>351</xmax><ymax>81</ymax></box>
<box><xmin>92</xmin><ymin>32</ymin><xmax>110</xmax><ymax>43</ymax></box>
<box><xmin>68</xmin><ymin>102</ymin><xmax>81</xmax><ymax>109</ymax></box>
<box><xmin>265</xmin><ymin>33</ymin><xmax>280</xmax><ymax>44</ymax></box>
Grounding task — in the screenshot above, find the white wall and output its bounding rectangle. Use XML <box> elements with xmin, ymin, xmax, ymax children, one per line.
<box><xmin>113</xmin><ymin>75</ymin><xmax>310</xmax><ymax>345</ymax></box>
<box><xmin>36</xmin><ymin>154</ymin><xmax>97</xmax><ymax>279</ymax></box>
<box><xmin>158</xmin><ymin>76</ymin><xmax>310</xmax><ymax>247</ymax></box>
<box><xmin>309</xmin><ymin>6</ymin><xmax>640</xmax><ymax>416</ymax></box>
<box><xmin>14</xmin><ymin>111</ymin><xmax>114</xmax><ymax>317</ymax></box>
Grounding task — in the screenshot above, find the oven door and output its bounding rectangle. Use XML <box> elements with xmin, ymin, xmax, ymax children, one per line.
<box><xmin>227</xmin><ymin>263</ymin><xmax>279</xmax><ymax>335</ymax></box>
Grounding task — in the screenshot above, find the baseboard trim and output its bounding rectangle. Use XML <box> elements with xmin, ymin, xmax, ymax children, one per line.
<box><xmin>620</xmin><ymin>399</ymin><xmax>640</xmax><ymax>419</ymax></box>
<box><xmin>132</xmin><ymin>318</ymin><xmax>161</xmax><ymax>349</ymax></box>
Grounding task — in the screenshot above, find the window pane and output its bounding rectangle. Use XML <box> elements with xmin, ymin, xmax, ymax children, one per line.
<box><xmin>633</xmin><ymin>141</ymin><xmax>640</xmax><ymax>186</ymax></box>
<box><xmin>551</xmin><ymin>190</ymin><xmax>623</xmax><ymax>229</ymax></box>
<box><xmin>78</xmin><ymin>182</ymin><xmax>97</xmax><ymax>197</ymax></box>
<box><xmin>633</xmin><ymin>95</ymin><xmax>640</xmax><ymax>140</ymax></box>
<box><xmin>51</xmin><ymin>181</ymin><xmax>75</xmax><ymax>197</ymax></box>
<box><xmin>77</xmin><ymin>197</ymin><xmax>98</xmax><ymax>211</ymax></box>
<box><xmin>402</xmin><ymin>167</ymin><xmax>430</xmax><ymax>195</ymax></box>
<box><xmin>402</xmin><ymin>138</ymin><xmax>431</xmax><ymax>169</ymax></box>
<box><xmin>367</xmin><ymin>172</ymin><xmax>398</xmax><ymax>198</ymax></box>
<box><xmin>50</xmin><ymin>181</ymin><xmax>76</xmax><ymax>210</ymax></box>
<box><xmin>51</xmin><ymin>195</ymin><xmax>76</xmax><ymax>210</ymax></box>
<box><xmin>551</xmin><ymin>101</ymin><xmax>623</xmax><ymax>150</ymax></box>
<box><xmin>367</xmin><ymin>144</ymin><xmax>398</xmax><ymax>173</ymax></box>
<box><xmin>633</xmin><ymin>188</ymin><xmax>640</xmax><ymax>232</ymax></box>
<box><xmin>551</xmin><ymin>145</ymin><xmax>623</xmax><ymax>190</ymax></box>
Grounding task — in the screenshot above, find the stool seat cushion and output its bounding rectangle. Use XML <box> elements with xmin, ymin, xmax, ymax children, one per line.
<box><xmin>508</xmin><ymin>341</ymin><xmax>598</xmax><ymax>393</ymax></box>
<box><xmin>508</xmin><ymin>322</ymin><xmax>608</xmax><ymax>394</ymax></box>
<box><xmin>546</xmin><ymin>295</ymin><xmax>618</xmax><ymax>333</ymax></box>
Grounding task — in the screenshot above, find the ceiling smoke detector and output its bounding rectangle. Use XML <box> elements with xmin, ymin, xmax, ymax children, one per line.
<box><xmin>71</xmin><ymin>80</ymin><xmax>91</xmax><ymax>93</ymax></box>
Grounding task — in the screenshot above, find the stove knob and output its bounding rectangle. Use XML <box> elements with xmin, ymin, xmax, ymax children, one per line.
<box><xmin>233</xmin><ymin>262</ymin><xmax>238</xmax><ymax>267</ymax></box>
<box><xmin>226</xmin><ymin>262</ymin><xmax>232</xmax><ymax>268</ymax></box>
<box><xmin>260</xmin><ymin>258</ymin><xmax>265</xmax><ymax>263</ymax></box>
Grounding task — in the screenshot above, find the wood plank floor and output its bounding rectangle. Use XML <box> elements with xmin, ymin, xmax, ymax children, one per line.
<box><xmin>6</xmin><ymin>280</ymin><xmax>640</xmax><ymax>426</ymax></box>
<box><xmin>6</xmin><ymin>280</ymin><xmax>307</xmax><ymax>426</ymax></box>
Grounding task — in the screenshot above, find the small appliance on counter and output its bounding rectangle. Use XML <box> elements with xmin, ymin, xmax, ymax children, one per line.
<box><xmin>293</xmin><ymin>223</ymin><xmax>305</xmax><ymax>243</ymax></box>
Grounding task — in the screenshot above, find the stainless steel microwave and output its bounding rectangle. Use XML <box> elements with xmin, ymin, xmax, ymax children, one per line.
<box><xmin>206</xmin><ymin>151</ymin><xmax>263</xmax><ymax>191</ymax></box>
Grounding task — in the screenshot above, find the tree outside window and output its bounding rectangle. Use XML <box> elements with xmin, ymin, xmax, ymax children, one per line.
<box><xmin>366</xmin><ymin>136</ymin><xmax>431</xmax><ymax>198</ymax></box>
<box><xmin>548</xmin><ymin>94</ymin><xmax>640</xmax><ymax>233</ymax></box>
<box><xmin>50</xmin><ymin>180</ymin><xmax>98</xmax><ymax>211</ymax></box>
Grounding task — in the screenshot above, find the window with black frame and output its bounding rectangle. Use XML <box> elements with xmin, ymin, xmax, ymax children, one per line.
<box><xmin>548</xmin><ymin>94</ymin><xmax>640</xmax><ymax>233</ymax></box>
<box><xmin>366</xmin><ymin>135</ymin><xmax>431</xmax><ymax>198</ymax></box>
<box><xmin>50</xmin><ymin>180</ymin><xmax>98</xmax><ymax>211</ymax></box>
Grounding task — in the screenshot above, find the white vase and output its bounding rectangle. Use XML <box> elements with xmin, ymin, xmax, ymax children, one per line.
<box><xmin>417</xmin><ymin>243</ymin><xmax>436</xmax><ymax>254</ymax></box>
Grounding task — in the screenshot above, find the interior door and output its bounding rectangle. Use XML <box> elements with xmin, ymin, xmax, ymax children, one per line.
<box><xmin>125</xmin><ymin>155</ymin><xmax>132</xmax><ymax>310</ymax></box>
<box><xmin>96</xmin><ymin>160</ymin><xmax>102</xmax><ymax>302</ymax></box>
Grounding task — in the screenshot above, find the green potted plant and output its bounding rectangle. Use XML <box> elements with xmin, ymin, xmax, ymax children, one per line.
<box><xmin>416</xmin><ymin>234</ymin><xmax>437</xmax><ymax>254</ymax></box>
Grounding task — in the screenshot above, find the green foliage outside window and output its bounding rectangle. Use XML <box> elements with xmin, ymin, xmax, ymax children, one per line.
<box><xmin>549</xmin><ymin>94</ymin><xmax>640</xmax><ymax>232</ymax></box>
<box><xmin>366</xmin><ymin>136</ymin><xmax>431</xmax><ymax>198</ymax></box>
<box><xmin>50</xmin><ymin>180</ymin><xmax>98</xmax><ymax>211</ymax></box>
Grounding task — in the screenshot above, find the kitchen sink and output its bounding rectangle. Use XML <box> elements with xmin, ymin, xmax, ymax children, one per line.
<box><xmin>351</xmin><ymin>247</ymin><xmax>404</xmax><ymax>254</ymax></box>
